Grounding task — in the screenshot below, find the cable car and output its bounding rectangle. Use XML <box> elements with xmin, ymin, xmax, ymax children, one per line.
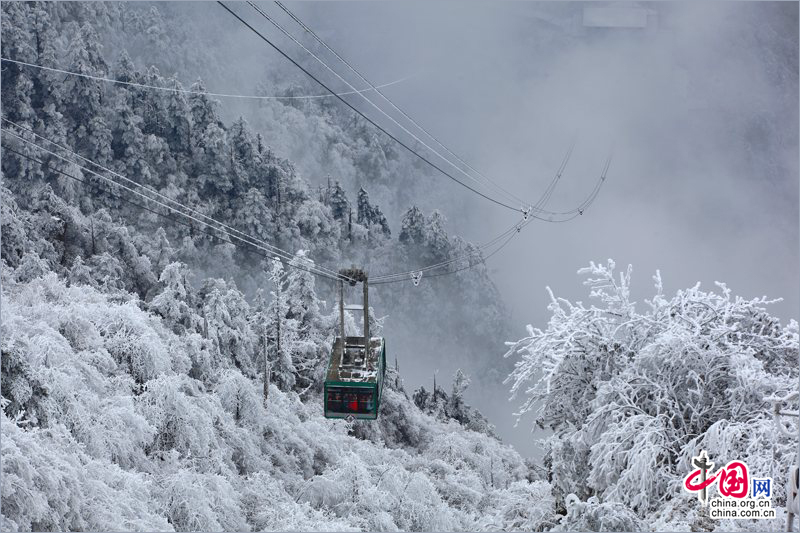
<box><xmin>324</xmin><ymin>268</ymin><xmax>386</xmax><ymax>420</ymax></box>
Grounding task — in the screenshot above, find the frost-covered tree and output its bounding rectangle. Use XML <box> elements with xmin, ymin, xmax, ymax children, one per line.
<box><xmin>234</xmin><ymin>187</ymin><xmax>276</xmax><ymax>246</ymax></box>
<box><xmin>141</xmin><ymin>227</ymin><xmax>175</xmax><ymax>275</ymax></box>
<box><xmin>424</xmin><ymin>210</ymin><xmax>449</xmax><ymax>262</ymax></box>
<box><xmin>399</xmin><ymin>205</ymin><xmax>426</xmax><ymax>245</ymax></box>
<box><xmin>286</xmin><ymin>250</ymin><xmax>321</xmax><ymax>330</ymax></box>
<box><xmin>448</xmin><ymin>368</ymin><xmax>471</xmax><ymax>423</ymax></box>
<box><xmin>0</xmin><ymin>5</ymin><xmax>558</xmax><ymax>531</ymax></box>
<box><xmin>67</xmin><ymin>255</ymin><xmax>94</xmax><ymax>287</ymax></box>
<box><xmin>285</xmin><ymin>251</ymin><xmax>330</xmax><ymax>393</ymax></box>
<box><xmin>326</xmin><ymin>180</ymin><xmax>350</xmax><ymax>221</ymax></box>
<box><xmin>109</xmin><ymin>87</ymin><xmax>152</xmax><ymax>188</ymax></box>
<box><xmin>201</xmin><ymin>279</ymin><xmax>257</xmax><ymax>377</ymax></box>
<box><xmin>63</xmin><ymin>23</ymin><xmax>112</xmax><ymax>166</ymax></box>
<box><xmin>103</xmin><ymin>224</ymin><xmax>157</xmax><ymax>297</ymax></box>
<box><xmin>149</xmin><ymin>261</ymin><xmax>197</xmax><ymax>334</ymax></box>
<box><xmin>411</xmin><ymin>370</ymin><xmax>496</xmax><ymax>438</ymax></box>
<box><xmin>163</xmin><ymin>76</ymin><xmax>192</xmax><ymax>155</ymax></box>
<box><xmin>0</xmin><ymin>188</ymin><xmax>29</xmax><ymax>269</ymax></box>
<box><xmin>263</xmin><ymin>259</ymin><xmax>297</xmax><ymax>391</ymax></box>
<box><xmin>0</xmin><ymin>2</ymin><xmax>37</xmax><ymax>123</ymax></box>
<box><xmin>506</xmin><ymin>259</ymin><xmax>799</xmax><ymax>525</ymax></box>
<box><xmin>356</xmin><ymin>187</ymin><xmax>390</xmax><ymax>240</ymax></box>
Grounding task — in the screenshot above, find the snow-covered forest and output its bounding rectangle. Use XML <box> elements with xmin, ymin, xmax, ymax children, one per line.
<box><xmin>1</xmin><ymin>2</ymin><xmax>798</xmax><ymax>532</ymax></box>
<box><xmin>505</xmin><ymin>261</ymin><xmax>799</xmax><ymax>531</ymax></box>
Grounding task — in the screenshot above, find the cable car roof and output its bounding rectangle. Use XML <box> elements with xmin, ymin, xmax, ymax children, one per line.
<box><xmin>327</xmin><ymin>336</ymin><xmax>384</xmax><ymax>384</ymax></box>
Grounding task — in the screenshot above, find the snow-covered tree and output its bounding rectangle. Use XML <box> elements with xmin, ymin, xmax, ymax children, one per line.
<box><xmin>356</xmin><ymin>187</ymin><xmax>390</xmax><ymax>240</ymax></box>
<box><xmin>448</xmin><ymin>368</ymin><xmax>471</xmax><ymax>423</ymax></box>
<box><xmin>149</xmin><ymin>261</ymin><xmax>197</xmax><ymax>334</ymax></box>
<box><xmin>141</xmin><ymin>227</ymin><xmax>175</xmax><ymax>275</ymax></box>
<box><xmin>399</xmin><ymin>205</ymin><xmax>426</xmax><ymax>245</ymax></box>
<box><xmin>263</xmin><ymin>259</ymin><xmax>297</xmax><ymax>391</ymax></box>
<box><xmin>201</xmin><ymin>279</ymin><xmax>257</xmax><ymax>377</ymax></box>
<box><xmin>0</xmin><ymin>6</ymin><xmax>667</xmax><ymax>531</ymax></box>
<box><xmin>63</xmin><ymin>23</ymin><xmax>112</xmax><ymax>166</ymax></box>
<box><xmin>506</xmin><ymin>260</ymin><xmax>799</xmax><ymax>523</ymax></box>
<box><xmin>326</xmin><ymin>180</ymin><xmax>350</xmax><ymax>221</ymax></box>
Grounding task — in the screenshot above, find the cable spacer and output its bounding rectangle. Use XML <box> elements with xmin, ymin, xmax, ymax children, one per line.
<box><xmin>410</xmin><ymin>271</ymin><xmax>423</xmax><ymax>286</ymax></box>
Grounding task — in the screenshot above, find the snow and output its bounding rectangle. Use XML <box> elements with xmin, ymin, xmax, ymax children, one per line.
<box><xmin>1</xmin><ymin>3</ymin><xmax>796</xmax><ymax>530</ymax></box>
<box><xmin>505</xmin><ymin>260</ymin><xmax>799</xmax><ymax>530</ymax></box>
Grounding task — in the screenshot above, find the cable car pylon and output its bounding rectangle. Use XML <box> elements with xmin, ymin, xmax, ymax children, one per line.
<box><xmin>324</xmin><ymin>267</ymin><xmax>387</xmax><ymax>420</ymax></box>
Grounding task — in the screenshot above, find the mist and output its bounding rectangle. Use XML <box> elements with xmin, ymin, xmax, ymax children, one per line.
<box><xmin>141</xmin><ymin>1</ymin><xmax>798</xmax><ymax>458</ymax></box>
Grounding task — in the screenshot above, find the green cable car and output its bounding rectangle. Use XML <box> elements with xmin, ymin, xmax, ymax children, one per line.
<box><xmin>324</xmin><ymin>268</ymin><xmax>386</xmax><ymax>420</ymax></box>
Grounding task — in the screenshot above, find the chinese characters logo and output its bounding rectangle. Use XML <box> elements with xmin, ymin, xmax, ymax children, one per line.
<box><xmin>684</xmin><ymin>450</ymin><xmax>749</xmax><ymax>502</ymax></box>
<box><xmin>752</xmin><ymin>479</ymin><xmax>772</xmax><ymax>499</ymax></box>
<box><xmin>683</xmin><ymin>450</ymin><xmax>775</xmax><ymax>520</ymax></box>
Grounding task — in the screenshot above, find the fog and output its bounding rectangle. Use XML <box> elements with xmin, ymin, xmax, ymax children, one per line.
<box><xmin>159</xmin><ymin>2</ymin><xmax>798</xmax><ymax>457</ymax></box>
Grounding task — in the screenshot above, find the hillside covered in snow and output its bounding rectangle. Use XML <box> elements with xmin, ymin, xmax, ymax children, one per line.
<box><xmin>0</xmin><ymin>3</ymin><xmax>531</xmax><ymax>531</ymax></box>
<box><xmin>1</xmin><ymin>2</ymin><xmax>798</xmax><ymax>532</ymax></box>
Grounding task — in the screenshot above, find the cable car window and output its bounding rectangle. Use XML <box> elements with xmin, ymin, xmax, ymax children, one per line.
<box><xmin>326</xmin><ymin>387</ymin><xmax>374</xmax><ymax>414</ymax></box>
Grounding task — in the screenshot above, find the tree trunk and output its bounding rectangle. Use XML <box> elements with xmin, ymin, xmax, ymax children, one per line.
<box><xmin>263</xmin><ymin>335</ymin><xmax>270</xmax><ymax>407</ymax></box>
<box><xmin>90</xmin><ymin>216</ymin><xmax>96</xmax><ymax>255</ymax></box>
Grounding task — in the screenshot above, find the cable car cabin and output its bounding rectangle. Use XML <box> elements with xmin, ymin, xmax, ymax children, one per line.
<box><xmin>324</xmin><ymin>336</ymin><xmax>386</xmax><ymax>419</ymax></box>
<box><xmin>324</xmin><ymin>268</ymin><xmax>386</xmax><ymax>420</ymax></box>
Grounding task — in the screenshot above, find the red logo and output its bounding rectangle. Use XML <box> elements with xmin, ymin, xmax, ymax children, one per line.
<box><xmin>684</xmin><ymin>450</ymin><xmax>749</xmax><ymax>503</ymax></box>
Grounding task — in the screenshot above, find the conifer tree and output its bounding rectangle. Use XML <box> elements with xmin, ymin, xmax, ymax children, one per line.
<box><xmin>399</xmin><ymin>206</ymin><xmax>425</xmax><ymax>245</ymax></box>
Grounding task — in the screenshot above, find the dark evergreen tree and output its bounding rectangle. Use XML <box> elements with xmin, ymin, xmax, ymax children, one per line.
<box><xmin>399</xmin><ymin>206</ymin><xmax>425</xmax><ymax>245</ymax></box>
<box><xmin>425</xmin><ymin>210</ymin><xmax>449</xmax><ymax>262</ymax></box>
<box><xmin>327</xmin><ymin>180</ymin><xmax>349</xmax><ymax>220</ymax></box>
<box><xmin>163</xmin><ymin>76</ymin><xmax>192</xmax><ymax>156</ymax></box>
<box><xmin>63</xmin><ymin>23</ymin><xmax>111</xmax><ymax>166</ymax></box>
<box><xmin>1</xmin><ymin>2</ymin><xmax>37</xmax><ymax>122</ymax></box>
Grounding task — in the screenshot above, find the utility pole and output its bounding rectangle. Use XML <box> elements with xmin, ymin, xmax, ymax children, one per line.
<box><xmin>339</xmin><ymin>278</ymin><xmax>345</xmax><ymax>339</ymax></box>
<box><xmin>363</xmin><ymin>274</ymin><xmax>369</xmax><ymax>344</ymax></box>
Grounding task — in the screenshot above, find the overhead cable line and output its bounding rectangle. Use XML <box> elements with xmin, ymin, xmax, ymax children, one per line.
<box><xmin>217</xmin><ymin>1</ymin><xmax>525</xmax><ymax>213</ymax></box>
<box><xmin>384</xmin><ymin>230</ymin><xmax>519</xmax><ymax>284</ymax></box>
<box><xmin>2</xmin><ymin>54</ymin><xmax>584</xmax><ymax>215</ymax></box>
<box><xmin>0</xmin><ymin>57</ymin><xmax>414</xmax><ymax>100</ymax></box>
<box><xmin>246</xmin><ymin>1</ymin><xmax>543</xmax><ymax>213</ymax></box>
<box><xmin>1</xmin><ymin>143</ymin><xmax>331</xmax><ymax>279</ymax></box>
<box><xmin>370</xmin><ymin>153</ymin><xmax>611</xmax><ymax>284</ymax></box>
<box><xmin>273</xmin><ymin>0</ymin><xmax>529</xmax><ymax>208</ymax></box>
<box><xmin>7</xmin><ymin>8</ymin><xmax>605</xmax><ymax>217</ymax></box>
<box><xmin>2</xmin><ymin>126</ymin><xmax>342</xmax><ymax>281</ymax></box>
<box><xmin>369</xmin><ymin>143</ymin><xmax>576</xmax><ymax>283</ymax></box>
<box><xmin>3</xmin><ymin>120</ymin><xmax>608</xmax><ymax>285</ymax></box>
<box><xmin>2</xmin><ymin>118</ymin><xmax>344</xmax><ymax>280</ymax></box>
<box><xmin>3</xmin><ymin>120</ymin><xmax>522</xmax><ymax>285</ymax></box>
<box><xmin>254</xmin><ymin>1</ymin><xmax>603</xmax><ymax>219</ymax></box>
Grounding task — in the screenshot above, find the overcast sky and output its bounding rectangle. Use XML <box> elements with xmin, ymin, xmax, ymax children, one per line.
<box><xmin>181</xmin><ymin>1</ymin><xmax>799</xmax><ymax>457</ymax></box>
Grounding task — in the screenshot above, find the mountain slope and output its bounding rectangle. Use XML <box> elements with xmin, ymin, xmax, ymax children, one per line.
<box><xmin>1</xmin><ymin>268</ymin><xmax>552</xmax><ymax>532</ymax></box>
<box><xmin>0</xmin><ymin>3</ymin><xmax>535</xmax><ymax>532</ymax></box>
